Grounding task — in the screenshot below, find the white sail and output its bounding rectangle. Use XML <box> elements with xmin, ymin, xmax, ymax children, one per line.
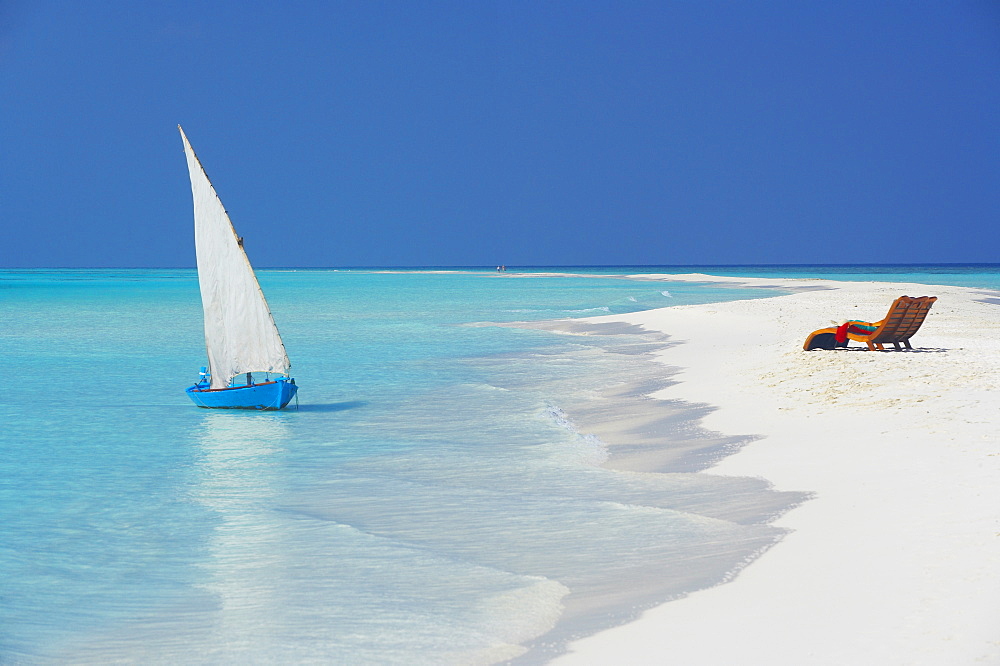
<box><xmin>179</xmin><ymin>126</ymin><xmax>291</xmax><ymax>389</ymax></box>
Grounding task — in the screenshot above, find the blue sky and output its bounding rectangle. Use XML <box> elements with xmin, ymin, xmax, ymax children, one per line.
<box><xmin>2</xmin><ymin>1</ymin><xmax>998</xmax><ymax>267</ymax></box>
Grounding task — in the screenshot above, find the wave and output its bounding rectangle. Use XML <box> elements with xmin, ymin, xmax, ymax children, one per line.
<box><xmin>543</xmin><ymin>404</ymin><xmax>610</xmax><ymax>466</ymax></box>
<box><xmin>564</xmin><ymin>306</ymin><xmax>611</xmax><ymax>314</ymax></box>
<box><xmin>503</xmin><ymin>306</ymin><xmax>611</xmax><ymax>315</ymax></box>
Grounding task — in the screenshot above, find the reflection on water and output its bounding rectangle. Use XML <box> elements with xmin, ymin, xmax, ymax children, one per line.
<box><xmin>50</xmin><ymin>412</ymin><xmax>298</xmax><ymax>662</ymax></box>
<box><xmin>189</xmin><ymin>411</ymin><xmax>291</xmax><ymax>655</ymax></box>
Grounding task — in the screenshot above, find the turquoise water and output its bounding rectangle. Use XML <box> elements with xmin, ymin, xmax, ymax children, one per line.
<box><xmin>1</xmin><ymin>266</ymin><xmax>994</xmax><ymax>663</ymax></box>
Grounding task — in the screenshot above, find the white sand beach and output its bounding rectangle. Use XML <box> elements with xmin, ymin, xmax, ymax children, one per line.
<box><xmin>554</xmin><ymin>276</ymin><xmax>1000</xmax><ymax>665</ymax></box>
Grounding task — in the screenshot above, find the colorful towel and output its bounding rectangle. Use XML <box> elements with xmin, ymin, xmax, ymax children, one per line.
<box><xmin>835</xmin><ymin>321</ymin><xmax>878</xmax><ymax>344</ymax></box>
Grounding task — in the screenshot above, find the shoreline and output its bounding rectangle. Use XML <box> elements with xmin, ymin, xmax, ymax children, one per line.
<box><xmin>500</xmin><ymin>318</ymin><xmax>808</xmax><ymax>663</ymax></box>
<box><xmin>550</xmin><ymin>275</ymin><xmax>1000</xmax><ymax>665</ymax></box>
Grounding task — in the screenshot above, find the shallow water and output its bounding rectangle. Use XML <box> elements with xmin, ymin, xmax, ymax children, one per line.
<box><xmin>1</xmin><ymin>266</ymin><xmax>990</xmax><ymax>663</ymax></box>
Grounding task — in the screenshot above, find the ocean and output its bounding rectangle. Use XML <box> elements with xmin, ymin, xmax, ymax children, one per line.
<box><xmin>2</xmin><ymin>266</ymin><xmax>997</xmax><ymax>663</ymax></box>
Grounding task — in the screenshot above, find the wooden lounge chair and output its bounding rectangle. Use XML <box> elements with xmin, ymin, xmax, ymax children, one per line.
<box><xmin>803</xmin><ymin>295</ymin><xmax>937</xmax><ymax>351</ymax></box>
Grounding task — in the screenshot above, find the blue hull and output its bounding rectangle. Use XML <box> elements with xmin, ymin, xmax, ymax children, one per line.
<box><xmin>186</xmin><ymin>378</ymin><xmax>298</xmax><ymax>410</ymax></box>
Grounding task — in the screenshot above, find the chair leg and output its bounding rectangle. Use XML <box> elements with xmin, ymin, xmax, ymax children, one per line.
<box><xmin>866</xmin><ymin>341</ymin><xmax>876</xmax><ymax>351</ymax></box>
<box><xmin>875</xmin><ymin>343</ymin><xmax>885</xmax><ymax>351</ymax></box>
<box><xmin>892</xmin><ymin>342</ymin><xmax>902</xmax><ymax>351</ymax></box>
<box><xmin>903</xmin><ymin>339</ymin><xmax>912</xmax><ymax>350</ymax></box>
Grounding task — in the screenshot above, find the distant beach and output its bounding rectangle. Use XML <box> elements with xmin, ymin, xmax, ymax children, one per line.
<box><xmin>552</xmin><ymin>274</ymin><xmax>1000</xmax><ymax>665</ymax></box>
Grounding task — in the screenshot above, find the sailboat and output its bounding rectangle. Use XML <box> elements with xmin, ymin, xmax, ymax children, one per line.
<box><xmin>179</xmin><ymin>125</ymin><xmax>298</xmax><ymax>410</ymax></box>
